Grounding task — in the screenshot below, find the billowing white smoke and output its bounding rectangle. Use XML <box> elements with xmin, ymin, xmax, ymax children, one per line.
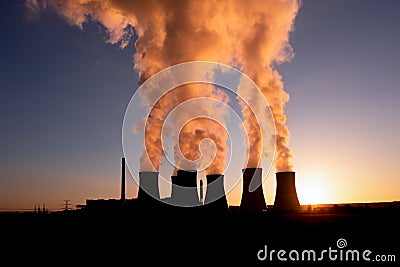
<box><xmin>26</xmin><ymin>0</ymin><xmax>299</xmax><ymax>172</ymax></box>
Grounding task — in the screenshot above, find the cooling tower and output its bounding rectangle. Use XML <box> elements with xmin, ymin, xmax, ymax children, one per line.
<box><xmin>273</xmin><ymin>172</ymin><xmax>300</xmax><ymax>211</ymax></box>
<box><xmin>170</xmin><ymin>170</ymin><xmax>199</xmax><ymax>206</ymax></box>
<box><xmin>138</xmin><ymin>171</ymin><xmax>160</xmax><ymax>201</ymax></box>
<box><xmin>204</xmin><ymin>174</ymin><xmax>228</xmax><ymax>212</ymax></box>
<box><xmin>240</xmin><ymin>168</ymin><xmax>266</xmax><ymax>212</ymax></box>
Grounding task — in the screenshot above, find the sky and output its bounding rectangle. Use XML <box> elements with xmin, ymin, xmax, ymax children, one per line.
<box><xmin>1</xmin><ymin>0</ymin><xmax>400</xmax><ymax>210</ymax></box>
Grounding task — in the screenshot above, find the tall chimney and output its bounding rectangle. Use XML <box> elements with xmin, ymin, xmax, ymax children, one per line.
<box><xmin>199</xmin><ymin>179</ymin><xmax>204</xmax><ymax>203</ymax></box>
<box><xmin>240</xmin><ymin>168</ymin><xmax>266</xmax><ymax>212</ymax></box>
<box><xmin>274</xmin><ymin>172</ymin><xmax>300</xmax><ymax>212</ymax></box>
<box><xmin>170</xmin><ymin>170</ymin><xmax>198</xmax><ymax>206</ymax></box>
<box><xmin>204</xmin><ymin>174</ymin><xmax>228</xmax><ymax>212</ymax></box>
<box><xmin>121</xmin><ymin>157</ymin><xmax>126</xmax><ymax>203</ymax></box>
<box><xmin>171</xmin><ymin>175</ymin><xmax>178</xmax><ymax>199</ymax></box>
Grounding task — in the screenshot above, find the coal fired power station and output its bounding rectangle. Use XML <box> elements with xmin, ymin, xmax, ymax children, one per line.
<box><xmin>88</xmin><ymin>156</ymin><xmax>303</xmax><ymax>213</ymax></box>
<box><xmin>86</xmin><ymin>158</ymin><xmax>305</xmax><ymax>213</ymax></box>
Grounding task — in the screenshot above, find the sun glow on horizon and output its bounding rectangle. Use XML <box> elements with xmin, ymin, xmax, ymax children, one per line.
<box><xmin>297</xmin><ymin>172</ymin><xmax>332</xmax><ymax>205</ymax></box>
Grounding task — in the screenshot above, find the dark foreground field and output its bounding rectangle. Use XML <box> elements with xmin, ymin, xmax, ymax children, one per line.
<box><xmin>1</xmin><ymin>209</ymin><xmax>399</xmax><ymax>265</ymax></box>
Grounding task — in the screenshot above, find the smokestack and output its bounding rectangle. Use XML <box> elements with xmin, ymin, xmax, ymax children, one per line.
<box><xmin>240</xmin><ymin>168</ymin><xmax>266</xmax><ymax>212</ymax></box>
<box><xmin>204</xmin><ymin>174</ymin><xmax>228</xmax><ymax>212</ymax></box>
<box><xmin>199</xmin><ymin>179</ymin><xmax>204</xmax><ymax>203</ymax></box>
<box><xmin>138</xmin><ymin>172</ymin><xmax>160</xmax><ymax>201</ymax></box>
<box><xmin>170</xmin><ymin>170</ymin><xmax>198</xmax><ymax>206</ymax></box>
<box><xmin>274</xmin><ymin>172</ymin><xmax>300</xmax><ymax>212</ymax></box>
<box><xmin>121</xmin><ymin>157</ymin><xmax>126</xmax><ymax>203</ymax></box>
<box><xmin>171</xmin><ymin>175</ymin><xmax>178</xmax><ymax>199</ymax></box>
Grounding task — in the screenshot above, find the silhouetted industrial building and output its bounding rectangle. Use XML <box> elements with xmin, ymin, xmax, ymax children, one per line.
<box><xmin>170</xmin><ymin>170</ymin><xmax>199</xmax><ymax>206</ymax></box>
<box><xmin>204</xmin><ymin>174</ymin><xmax>228</xmax><ymax>212</ymax></box>
<box><xmin>138</xmin><ymin>172</ymin><xmax>160</xmax><ymax>201</ymax></box>
<box><xmin>134</xmin><ymin>171</ymin><xmax>164</xmax><ymax>210</ymax></box>
<box><xmin>85</xmin><ymin>158</ymin><xmax>279</xmax><ymax>213</ymax></box>
<box><xmin>240</xmin><ymin>168</ymin><xmax>267</xmax><ymax>212</ymax></box>
<box><xmin>273</xmin><ymin>171</ymin><xmax>300</xmax><ymax>211</ymax></box>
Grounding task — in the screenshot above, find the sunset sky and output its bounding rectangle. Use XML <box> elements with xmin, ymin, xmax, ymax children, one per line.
<box><xmin>1</xmin><ymin>0</ymin><xmax>400</xmax><ymax>210</ymax></box>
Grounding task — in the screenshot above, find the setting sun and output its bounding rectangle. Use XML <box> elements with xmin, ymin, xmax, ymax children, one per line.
<box><xmin>297</xmin><ymin>172</ymin><xmax>332</xmax><ymax>205</ymax></box>
<box><xmin>299</xmin><ymin>184</ymin><xmax>326</xmax><ymax>204</ymax></box>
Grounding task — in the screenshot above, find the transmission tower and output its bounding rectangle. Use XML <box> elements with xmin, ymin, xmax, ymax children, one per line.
<box><xmin>63</xmin><ymin>200</ymin><xmax>71</xmax><ymax>211</ymax></box>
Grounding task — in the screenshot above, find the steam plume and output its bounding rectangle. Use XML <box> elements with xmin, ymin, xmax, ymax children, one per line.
<box><xmin>26</xmin><ymin>0</ymin><xmax>299</xmax><ymax>172</ymax></box>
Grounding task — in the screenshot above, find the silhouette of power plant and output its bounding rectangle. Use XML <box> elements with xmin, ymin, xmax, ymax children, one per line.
<box><xmin>86</xmin><ymin>157</ymin><xmax>301</xmax><ymax>213</ymax></box>
<box><xmin>240</xmin><ymin>168</ymin><xmax>266</xmax><ymax>212</ymax></box>
<box><xmin>274</xmin><ymin>171</ymin><xmax>301</xmax><ymax>211</ymax></box>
